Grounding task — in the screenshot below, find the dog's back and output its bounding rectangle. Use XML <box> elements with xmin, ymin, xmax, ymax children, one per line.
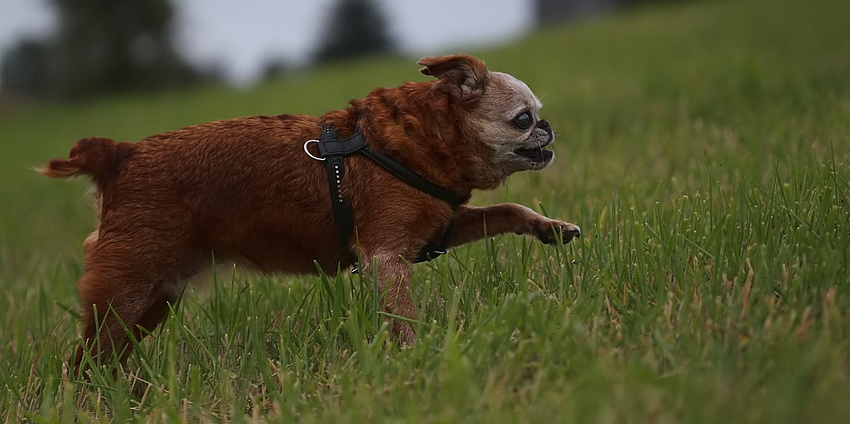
<box><xmin>42</xmin><ymin>115</ymin><xmax>350</xmax><ymax>272</ymax></box>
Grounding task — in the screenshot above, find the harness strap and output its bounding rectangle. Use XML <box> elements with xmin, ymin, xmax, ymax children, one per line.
<box><xmin>360</xmin><ymin>146</ymin><xmax>465</xmax><ymax>207</ymax></box>
<box><xmin>320</xmin><ymin>126</ymin><xmax>358</xmax><ymax>247</ymax></box>
<box><xmin>311</xmin><ymin>124</ymin><xmax>463</xmax><ymax>265</ymax></box>
<box><xmin>318</xmin><ymin>127</ymin><xmax>368</xmax><ymax>157</ymax></box>
<box><xmin>417</xmin><ymin>220</ymin><xmax>455</xmax><ymax>262</ymax></box>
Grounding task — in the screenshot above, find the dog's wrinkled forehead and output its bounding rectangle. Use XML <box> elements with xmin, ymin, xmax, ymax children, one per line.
<box><xmin>484</xmin><ymin>71</ymin><xmax>543</xmax><ymax>117</ymax></box>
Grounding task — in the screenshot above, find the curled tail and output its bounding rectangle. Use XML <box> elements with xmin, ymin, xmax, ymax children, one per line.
<box><xmin>39</xmin><ymin>137</ymin><xmax>121</xmax><ymax>182</ymax></box>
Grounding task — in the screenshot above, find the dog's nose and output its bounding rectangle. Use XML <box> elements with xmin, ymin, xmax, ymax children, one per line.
<box><xmin>537</xmin><ymin>119</ymin><xmax>553</xmax><ymax>139</ymax></box>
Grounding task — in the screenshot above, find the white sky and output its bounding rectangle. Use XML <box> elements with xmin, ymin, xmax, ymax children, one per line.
<box><xmin>0</xmin><ymin>0</ymin><xmax>534</xmax><ymax>86</ymax></box>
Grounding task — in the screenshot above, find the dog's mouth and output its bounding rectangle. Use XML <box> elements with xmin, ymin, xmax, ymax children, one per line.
<box><xmin>512</xmin><ymin>141</ymin><xmax>555</xmax><ymax>168</ymax></box>
<box><xmin>513</xmin><ymin>146</ymin><xmax>554</xmax><ymax>164</ymax></box>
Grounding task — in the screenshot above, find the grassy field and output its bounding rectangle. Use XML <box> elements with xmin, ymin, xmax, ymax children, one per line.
<box><xmin>2</xmin><ymin>0</ymin><xmax>849</xmax><ymax>421</ymax></box>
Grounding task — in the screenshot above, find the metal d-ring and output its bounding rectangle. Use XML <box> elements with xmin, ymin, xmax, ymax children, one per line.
<box><xmin>303</xmin><ymin>139</ymin><xmax>325</xmax><ymax>161</ymax></box>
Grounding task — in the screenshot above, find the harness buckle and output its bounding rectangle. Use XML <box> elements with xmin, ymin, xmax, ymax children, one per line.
<box><xmin>423</xmin><ymin>249</ymin><xmax>446</xmax><ymax>261</ymax></box>
<box><xmin>303</xmin><ymin>140</ymin><xmax>325</xmax><ymax>161</ymax></box>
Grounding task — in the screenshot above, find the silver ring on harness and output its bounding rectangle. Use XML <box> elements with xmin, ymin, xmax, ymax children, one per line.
<box><xmin>303</xmin><ymin>140</ymin><xmax>325</xmax><ymax>161</ymax></box>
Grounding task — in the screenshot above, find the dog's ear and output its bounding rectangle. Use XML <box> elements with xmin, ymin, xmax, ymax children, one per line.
<box><xmin>418</xmin><ymin>55</ymin><xmax>488</xmax><ymax>102</ymax></box>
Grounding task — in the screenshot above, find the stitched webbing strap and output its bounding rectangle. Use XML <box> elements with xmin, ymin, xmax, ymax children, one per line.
<box><xmin>320</xmin><ymin>125</ymin><xmax>359</xmax><ymax>248</ymax></box>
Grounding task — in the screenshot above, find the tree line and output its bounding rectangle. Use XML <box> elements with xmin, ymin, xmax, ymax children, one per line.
<box><xmin>1</xmin><ymin>0</ymin><xmax>394</xmax><ymax>100</ymax></box>
<box><xmin>1</xmin><ymin>0</ymin><xmax>674</xmax><ymax>101</ymax></box>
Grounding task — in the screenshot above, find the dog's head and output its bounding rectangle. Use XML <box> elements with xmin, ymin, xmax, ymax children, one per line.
<box><xmin>419</xmin><ymin>55</ymin><xmax>555</xmax><ymax>186</ymax></box>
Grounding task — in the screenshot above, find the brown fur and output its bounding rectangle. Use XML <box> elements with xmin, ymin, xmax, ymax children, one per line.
<box><xmin>41</xmin><ymin>55</ymin><xmax>580</xmax><ymax>376</ymax></box>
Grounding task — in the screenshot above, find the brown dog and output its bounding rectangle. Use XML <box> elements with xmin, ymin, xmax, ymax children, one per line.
<box><xmin>42</xmin><ymin>54</ymin><xmax>580</xmax><ymax>374</ymax></box>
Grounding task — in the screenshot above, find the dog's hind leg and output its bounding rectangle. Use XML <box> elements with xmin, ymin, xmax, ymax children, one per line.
<box><xmin>72</xmin><ymin>274</ymin><xmax>157</xmax><ymax>375</ymax></box>
<box><xmin>71</xmin><ymin>228</ymin><xmax>188</xmax><ymax>377</ymax></box>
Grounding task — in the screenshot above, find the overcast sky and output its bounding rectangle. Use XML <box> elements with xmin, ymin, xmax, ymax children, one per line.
<box><xmin>0</xmin><ymin>0</ymin><xmax>534</xmax><ymax>86</ymax></box>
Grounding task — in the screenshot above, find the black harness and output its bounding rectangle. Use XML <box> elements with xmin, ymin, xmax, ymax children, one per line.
<box><xmin>303</xmin><ymin>124</ymin><xmax>467</xmax><ymax>266</ymax></box>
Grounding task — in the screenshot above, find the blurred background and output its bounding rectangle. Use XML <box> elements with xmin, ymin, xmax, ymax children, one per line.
<box><xmin>0</xmin><ymin>0</ymin><xmax>665</xmax><ymax>102</ymax></box>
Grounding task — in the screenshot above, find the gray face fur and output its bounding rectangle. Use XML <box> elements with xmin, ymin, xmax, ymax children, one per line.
<box><xmin>470</xmin><ymin>71</ymin><xmax>555</xmax><ymax>176</ymax></box>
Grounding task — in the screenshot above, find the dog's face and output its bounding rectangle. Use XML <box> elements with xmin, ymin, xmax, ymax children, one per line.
<box><xmin>419</xmin><ymin>55</ymin><xmax>555</xmax><ymax>186</ymax></box>
<box><xmin>475</xmin><ymin>71</ymin><xmax>554</xmax><ymax>173</ymax></box>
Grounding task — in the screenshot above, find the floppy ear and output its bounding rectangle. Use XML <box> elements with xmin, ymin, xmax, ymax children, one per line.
<box><xmin>418</xmin><ymin>54</ymin><xmax>488</xmax><ymax>102</ymax></box>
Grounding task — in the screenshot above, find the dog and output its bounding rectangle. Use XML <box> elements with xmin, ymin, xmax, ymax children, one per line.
<box><xmin>41</xmin><ymin>54</ymin><xmax>580</xmax><ymax>375</ymax></box>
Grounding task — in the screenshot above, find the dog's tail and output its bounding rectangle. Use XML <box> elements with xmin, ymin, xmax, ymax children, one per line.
<box><xmin>39</xmin><ymin>137</ymin><xmax>123</xmax><ymax>183</ymax></box>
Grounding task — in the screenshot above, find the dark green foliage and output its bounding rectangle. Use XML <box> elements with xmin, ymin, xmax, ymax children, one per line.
<box><xmin>313</xmin><ymin>0</ymin><xmax>396</xmax><ymax>64</ymax></box>
<box><xmin>0</xmin><ymin>38</ymin><xmax>52</xmax><ymax>97</ymax></box>
<box><xmin>1</xmin><ymin>0</ymin><xmax>202</xmax><ymax>100</ymax></box>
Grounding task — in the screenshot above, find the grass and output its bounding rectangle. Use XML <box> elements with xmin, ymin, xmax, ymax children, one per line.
<box><xmin>1</xmin><ymin>0</ymin><xmax>849</xmax><ymax>421</ymax></box>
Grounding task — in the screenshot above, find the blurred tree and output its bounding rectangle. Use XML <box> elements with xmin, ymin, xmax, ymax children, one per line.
<box><xmin>1</xmin><ymin>0</ymin><xmax>203</xmax><ymax>100</ymax></box>
<box><xmin>0</xmin><ymin>38</ymin><xmax>52</xmax><ymax>98</ymax></box>
<box><xmin>313</xmin><ymin>0</ymin><xmax>396</xmax><ymax>64</ymax></box>
<box><xmin>261</xmin><ymin>58</ymin><xmax>294</xmax><ymax>81</ymax></box>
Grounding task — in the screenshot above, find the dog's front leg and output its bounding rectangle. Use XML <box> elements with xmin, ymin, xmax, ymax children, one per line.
<box><xmin>361</xmin><ymin>253</ymin><xmax>417</xmax><ymax>345</ymax></box>
<box><xmin>447</xmin><ymin>203</ymin><xmax>580</xmax><ymax>248</ymax></box>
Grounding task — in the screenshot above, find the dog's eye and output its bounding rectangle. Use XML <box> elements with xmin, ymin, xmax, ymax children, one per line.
<box><xmin>513</xmin><ymin>111</ymin><xmax>533</xmax><ymax>130</ymax></box>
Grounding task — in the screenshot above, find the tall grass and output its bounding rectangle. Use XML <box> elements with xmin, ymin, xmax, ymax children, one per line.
<box><xmin>1</xmin><ymin>0</ymin><xmax>848</xmax><ymax>421</ymax></box>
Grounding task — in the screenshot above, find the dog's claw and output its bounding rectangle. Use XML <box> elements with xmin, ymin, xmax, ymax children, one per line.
<box><xmin>562</xmin><ymin>223</ymin><xmax>581</xmax><ymax>242</ymax></box>
<box><xmin>538</xmin><ymin>221</ymin><xmax>581</xmax><ymax>244</ymax></box>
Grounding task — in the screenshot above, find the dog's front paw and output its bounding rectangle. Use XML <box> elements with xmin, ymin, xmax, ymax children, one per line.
<box><xmin>535</xmin><ymin>220</ymin><xmax>581</xmax><ymax>244</ymax></box>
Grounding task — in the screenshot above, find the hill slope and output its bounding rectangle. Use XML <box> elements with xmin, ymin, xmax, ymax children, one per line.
<box><xmin>1</xmin><ymin>0</ymin><xmax>848</xmax><ymax>421</ymax></box>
